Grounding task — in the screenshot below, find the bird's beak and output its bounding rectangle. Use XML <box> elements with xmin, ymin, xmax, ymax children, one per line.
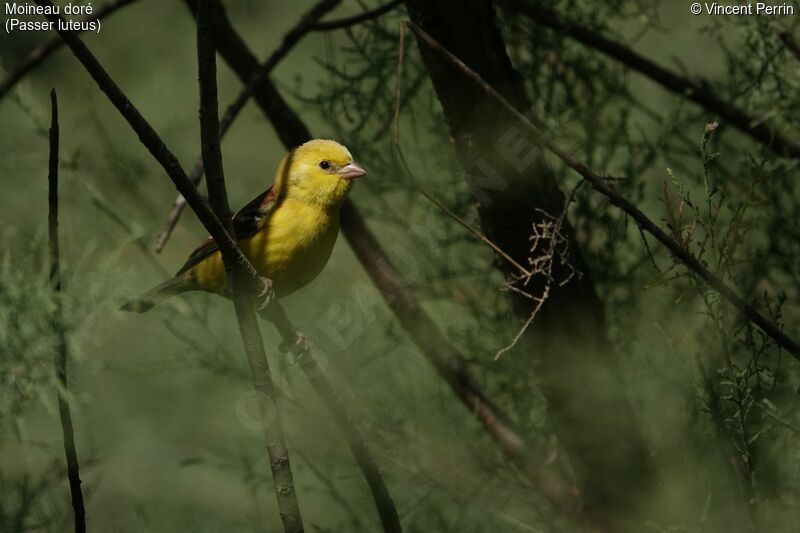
<box><xmin>338</xmin><ymin>162</ymin><xmax>368</xmax><ymax>180</ymax></box>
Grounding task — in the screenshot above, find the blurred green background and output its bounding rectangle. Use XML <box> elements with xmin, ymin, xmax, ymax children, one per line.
<box><xmin>1</xmin><ymin>1</ymin><xmax>799</xmax><ymax>531</ymax></box>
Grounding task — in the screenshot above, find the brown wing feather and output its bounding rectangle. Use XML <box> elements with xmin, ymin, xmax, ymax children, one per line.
<box><xmin>175</xmin><ymin>186</ymin><xmax>280</xmax><ymax>276</ymax></box>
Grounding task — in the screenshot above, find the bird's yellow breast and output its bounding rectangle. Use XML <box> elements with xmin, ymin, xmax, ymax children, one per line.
<box><xmin>192</xmin><ymin>198</ymin><xmax>340</xmax><ymax>297</ymax></box>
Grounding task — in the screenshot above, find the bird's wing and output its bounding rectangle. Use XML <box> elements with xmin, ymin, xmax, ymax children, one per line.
<box><xmin>175</xmin><ymin>186</ymin><xmax>280</xmax><ymax>276</ymax></box>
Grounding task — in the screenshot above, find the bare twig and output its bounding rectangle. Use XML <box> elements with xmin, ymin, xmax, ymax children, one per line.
<box><xmin>197</xmin><ymin>2</ymin><xmax>303</xmax><ymax>531</ymax></box>
<box><xmin>154</xmin><ymin>0</ymin><xmax>340</xmax><ymax>253</ymax></box>
<box><xmin>174</xmin><ymin>4</ymin><xmax>581</xmax><ymax>515</ymax></box>
<box><xmin>392</xmin><ymin>23</ymin><xmax>406</xmax><ymax>144</ymax></box>
<box><xmin>48</xmin><ymin>89</ymin><xmax>86</xmax><ymax>533</ymax></box>
<box><xmin>374</xmin><ymin>71</ymin><xmax>425</xmax><ymax>142</ymax></box>
<box><xmin>493</xmin><ymin>183</ymin><xmax>583</xmax><ymax>359</ymax></box>
<box><xmin>408</xmin><ymin>20</ymin><xmax>800</xmax><ymax>359</ymax></box>
<box><xmin>198</xmin><ymin>0</ymin><xmax>232</xmax><ymax>225</ymax></box>
<box><xmin>498</xmin><ymin>0</ymin><xmax>800</xmax><ymax>160</ymax></box>
<box><xmin>262</xmin><ymin>304</ymin><xmax>402</xmax><ymax>533</ymax></box>
<box><xmin>311</xmin><ymin>0</ymin><xmax>403</xmax><ymax>31</ymax></box>
<box><xmin>0</xmin><ymin>0</ymin><xmax>141</xmax><ymax>101</ymax></box>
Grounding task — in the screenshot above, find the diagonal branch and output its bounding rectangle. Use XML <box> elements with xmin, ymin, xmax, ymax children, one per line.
<box><xmin>408</xmin><ymin>19</ymin><xmax>800</xmax><ymax>359</ymax></box>
<box><xmin>49</xmin><ymin>89</ymin><xmax>87</xmax><ymax>533</ymax></box>
<box><xmin>154</xmin><ymin>0</ymin><xmax>340</xmax><ymax>253</ymax></box>
<box><xmin>196</xmin><ymin>2</ymin><xmax>303</xmax><ymax>531</ymax></box>
<box><xmin>0</xmin><ymin>0</ymin><xmax>141</xmax><ymax>101</ymax></box>
<box><xmin>498</xmin><ymin>0</ymin><xmax>800</xmax><ymax>160</ymax></box>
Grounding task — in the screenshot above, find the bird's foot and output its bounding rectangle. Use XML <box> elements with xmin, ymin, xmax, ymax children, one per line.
<box><xmin>255</xmin><ymin>276</ymin><xmax>275</xmax><ymax>312</ymax></box>
<box><xmin>279</xmin><ymin>332</ymin><xmax>312</xmax><ymax>367</ymax></box>
<box><xmin>278</xmin><ymin>331</ymin><xmax>308</xmax><ymax>354</ymax></box>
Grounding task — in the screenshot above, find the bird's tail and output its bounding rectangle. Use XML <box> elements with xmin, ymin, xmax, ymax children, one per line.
<box><xmin>120</xmin><ymin>275</ymin><xmax>192</xmax><ymax>313</ymax></box>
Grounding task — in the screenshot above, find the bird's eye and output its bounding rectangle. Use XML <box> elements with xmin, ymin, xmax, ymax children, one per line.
<box><xmin>319</xmin><ymin>161</ymin><xmax>330</xmax><ymax>170</ymax></box>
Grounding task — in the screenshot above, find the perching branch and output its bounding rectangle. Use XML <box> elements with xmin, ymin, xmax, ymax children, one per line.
<box><xmin>180</xmin><ymin>1</ymin><xmax>581</xmax><ymax>515</ymax></box>
<box><xmin>408</xmin><ymin>20</ymin><xmax>800</xmax><ymax>359</ymax></box>
<box><xmin>0</xmin><ymin>0</ymin><xmax>141</xmax><ymax>101</ymax></box>
<box><xmin>310</xmin><ymin>0</ymin><xmax>403</xmax><ymax>31</ymax></box>
<box><xmin>48</xmin><ymin>89</ymin><xmax>87</xmax><ymax>533</ymax></box>
<box><xmin>154</xmin><ymin>0</ymin><xmax>341</xmax><ymax>253</ymax></box>
<box><xmin>197</xmin><ymin>2</ymin><xmax>303</xmax><ymax>532</ymax></box>
<box><xmin>497</xmin><ymin>0</ymin><xmax>800</xmax><ymax>160</ymax></box>
<box><xmin>262</xmin><ymin>304</ymin><xmax>402</xmax><ymax>533</ymax></box>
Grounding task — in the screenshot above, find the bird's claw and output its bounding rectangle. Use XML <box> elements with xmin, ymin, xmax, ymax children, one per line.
<box><xmin>255</xmin><ymin>276</ymin><xmax>275</xmax><ymax>312</ymax></box>
<box><xmin>279</xmin><ymin>332</ymin><xmax>311</xmax><ymax>360</ymax></box>
<box><xmin>278</xmin><ymin>331</ymin><xmax>307</xmax><ymax>353</ymax></box>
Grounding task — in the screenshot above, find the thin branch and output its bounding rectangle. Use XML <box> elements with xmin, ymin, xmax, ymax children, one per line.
<box><xmin>492</xmin><ymin>181</ymin><xmax>584</xmax><ymax>360</ymax></box>
<box><xmin>197</xmin><ymin>2</ymin><xmax>303</xmax><ymax>531</ymax></box>
<box><xmin>498</xmin><ymin>0</ymin><xmax>800</xmax><ymax>160</ymax></box>
<box><xmin>198</xmin><ymin>0</ymin><xmax>232</xmax><ymax>224</ymax></box>
<box><xmin>48</xmin><ymin>89</ymin><xmax>86</xmax><ymax>533</ymax></box>
<box><xmin>374</xmin><ymin>70</ymin><xmax>425</xmax><ymax>142</ymax></box>
<box><xmin>408</xmin><ymin>19</ymin><xmax>800</xmax><ymax>359</ymax></box>
<box><xmin>392</xmin><ymin>23</ymin><xmax>406</xmax><ymax>144</ymax></box>
<box><xmin>174</xmin><ymin>4</ymin><xmax>581</xmax><ymax>516</ymax></box>
<box><xmin>0</xmin><ymin>0</ymin><xmax>141</xmax><ymax>101</ymax></box>
<box><xmin>310</xmin><ymin>0</ymin><xmax>403</xmax><ymax>31</ymax></box>
<box><xmin>154</xmin><ymin>0</ymin><xmax>341</xmax><ymax>253</ymax></box>
<box><xmin>263</xmin><ymin>304</ymin><xmax>402</xmax><ymax>533</ymax></box>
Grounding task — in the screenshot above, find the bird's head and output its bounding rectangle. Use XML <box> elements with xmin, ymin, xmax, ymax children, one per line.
<box><xmin>278</xmin><ymin>139</ymin><xmax>367</xmax><ymax>207</ymax></box>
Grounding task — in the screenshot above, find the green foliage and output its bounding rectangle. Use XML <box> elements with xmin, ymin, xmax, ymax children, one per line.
<box><xmin>0</xmin><ymin>235</ymin><xmax>61</xmax><ymax>423</ymax></box>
